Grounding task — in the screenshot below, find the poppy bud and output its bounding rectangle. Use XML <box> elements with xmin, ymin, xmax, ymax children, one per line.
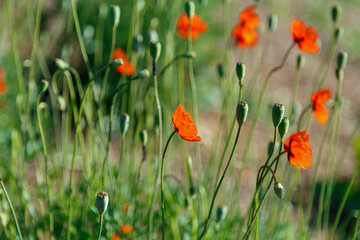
<box><xmin>268</xmin><ymin>14</ymin><xmax>278</xmax><ymax>32</ymax></box>
<box><xmin>139</xmin><ymin>129</ymin><xmax>148</xmax><ymax>146</ymax></box>
<box><xmin>335</xmin><ymin>68</ymin><xmax>344</xmax><ymax>82</ymax></box>
<box><xmin>236</xmin><ymin>101</ymin><xmax>248</xmax><ymax>125</ymax></box>
<box><xmin>272</xmin><ymin>103</ymin><xmax>285</xmax><ymax>128</ymax></box>
<box><xmin>149</xmin><ymin>41</ymin><xmax>161</xmax><ymax>62</ymax></box>
<box><xmin>217</xmin><ymin>63</ymin><xmax>225</xmax><ymax>78</ymax></box>
<box><xmin>183</xmin><ymin>51</ymin><xmax>196</xmax><ymax>59</ymax></box>
<box><xmin>331</xmin><ymin>5</ymin><xmax>341</xmax><ymax>25</ymax></box>
<box><xmin>273</xmin><ymin>182</ymin><xmax>285</xmax><ymax>200</ymax></box>
<box><xmin>120</xmin><ymin>113</ymin><xmax>130</xmax><ymax>136</ymax></box>
<box><xmin>96</xmin><ymin>191</ymin><xmax>109</xmax><ymax>214</ymax></box>
<box><xmin>236</xmin><ymin>62</ymin><xmax>246</xmax><ymax>85</ymax></box>
<box><xmin>185</xmin><ymin>1</ymin><xmax>195</xmax><ymax>19</ymax></box>
<box><xmin>111</xmin><ymin>58</ymin><xmax>124</xmax><ymax>68</ymax></box>
<box><xmin>215</xmin><ymin>205</ymin><xmax>228</xmax><ymax>223</ymax></box>
<box><xmin>334</xmin><ymin>27</ymin><xmax>343</xmax><ymax>41</ymax></box>
<box><xmin>296</xmin><ymin>55</ymin><xmax>305</xmax><ymax>69</ymax></box>
<box><xmin>39</xmin><ymin>80</ymin><xmax>49</xmax><ymax>94</ymax></box>
<box><xmin>55</xmin><ymin>58</ymin><xmax>70</xmax><ymax>71</ymax></box>
<box><xmin>189</xmin><ymin>185</ymin><xmax>197</xmax><ymax>197</ymax></box>
<box><xmin>278</xmin><ymin>117</ymin><xmax>289</xmax><ymax>140</ymax></box>
<box><xmin>132</xmin><ymin>35</ymin><xmax>143</xmax><ymax>52</ymax></box>
<box><xmin>109</xmin><ymin>5</ymin><xmax>121</xmax><ymax>28</ymax></box>
<box><xmin>135</xmin><ymin>69</ymin><xmax>150</xmax><ymax>79</ymax></box>
<box><xmin>56</xmin><ymin>96</ymin><xmax>67</xmax><ymax>111</ymax></box>
<box><xmin>337</xmin><ymin>51</ymin><xmax>348</xmax><ymax>70</ymax></box>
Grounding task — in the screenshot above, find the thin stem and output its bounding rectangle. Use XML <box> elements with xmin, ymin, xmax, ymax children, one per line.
<box><xmin>290</xmin><ymin>66</ymin><xmax>302</xmax><ymax>122</ymax></box>
<box><xmin>97</xmin><ymin>214</ymin><xmax>104</xmax><ymax>240</ymax></box>
<box><xmin>198</xmin><ymin>125</ymin><xmax>242</xmax><ymax>239</ymax></box>
<box><xmin>158</xmin><ymin>55</ymin><xmax>181</xmax><ymax>77</ymax></box>
<box><xmin>297</xmin><ymin>104</ymin><xmax>312</xmax><ymax>131</ymax></box>
<box><xmin>160</xmin><ymin>130</ymin><xmax>178</xmax><ymax>240</ymax></box>
<box><xmin>0</xmin><ymin>178</ymin><xmax>23</xmax><ymax>240</ymax></box>
<box><xmin>352</xmin><ymin>211</ymin><xmax>360</xmax><ymax>240</ymax></box>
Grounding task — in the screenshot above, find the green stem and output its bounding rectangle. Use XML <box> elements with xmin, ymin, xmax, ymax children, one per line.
<box><xmin>97</xmin><ymin>214</ymin><xmax>104</xmax><ymax>240</ymax></box>
<box><xmin>160</xmin><ymin>130</ymin><xmax>178</xmax><ymax>240</ymax></box>
<box><xmin>198</xmin><ymin>125</ymin><xmax>242</xmax><ymax>239</ymax></box>
<box><xmin>0</xmin><ymin>178</ymin><xmax>23</xmax><ymax>240</ymax></box>
<box><xmin>297</xmin><ymin>104</ymin><xmax>312</xmax><ymax>131</ymax></box>
<box><xmin>290</xmin><ymin>66</ymin><xmax>302</xmax><ymax>122</ymax></box>
<box><xmin>352</xmin><ymin>211</ymin><xmax>360</xmax><ymax>240</ymax></box>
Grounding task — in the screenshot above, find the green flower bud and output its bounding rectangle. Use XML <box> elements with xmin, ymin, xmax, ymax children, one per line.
<box><xmin>96</xmin><ymin>191</ymin><xmax>109</xmax><ymax>214</ymax></box>
<box><xmin>215</xmin><ymin>205</ymin><xmax>228</xmax><ymax>223</ymax></box>
<box><xmin>189</xmin><ymin>185</ymin><xmax>197</xmax><ymax>197</ymax></box>
<box><xmin>56</xmin><ymin>96</ymin><xmax>67</xmax><ymax>111</ymax></box>
<box><xmin>55</xmin><ymin>58</ymin><xmax>70</xmax><ymax>71</ymax></box>
<box><xmin>149</xmin><ymin>41</ymin><xmax>161</xmax><ymax>62</ymax></box>
<box><xmin>185</xmin><ymin>1</ymin><xmax>195</xmax><ymax>19</ymax></box>
<box><xmin>278</xmin><ymin>117</ymin><xmax>289</xmax><ymax>140</ymax></box>
<box><xmin>272</xmin><ymin>103</ymin><xmax>285</xmax><ymax>128</ymax></box>
<box><xmin>273</xmin><ymin>182</ymin><xmax>285</xmax><ymax>200</ymax></box>
<box><xmin>296</xmin><ymin>55</ymin><xmax>305</xmax><ymax>69</ymax></box>
<box><xmin>337</xmin><ymin>51</ymin><xmax>348</xmax><ymax>70</ymax></box>
<box><xmin>39</xmin><ymin>80</ymin><xmax>49</xmax><ymax>94</ymax></box>
<box><xmin>111</xmin><ymin>58</ymin><xmax>123</xmax><ymax>68</ymax></box>
<box><xmin>139</xmin><ymin>129</ymin><xmax>148</xmax><ymax>146</ymax></box>
<box><xmin>120</xmin><ymin>113</ymin><xmax>130</xmax><ymax>136</ymax></box>
<box><xmin>135</xmin><ymin>69</ymin><xmax>150</xmax><ymax>79</ymax></box>
<box><xmin>217</xmin><ymin>63</ymin><xmax>225</xmax><ymax>78</ymax></box>
<box><xmin>183</xmin><ymin>51</ymin><xmax>196</xmax><ymax>59</ymax></box>
<box><xmin>236</xmin><ymin>62</ymin><xmax>246</xmax><ymax>84</ymax></box>
<box><xmin>335</xmin><ymin>68</ymin><xmax>344</xmax><ymax>82</ymax></box>
<box><xmin>268</xmin><ymin>14</ymin><xmax>278</xmax><ymax>32</ymax></box>
<box><xmin>334</xmin><ymin>27</ymin><xmax>343</xmax><ymax>41</ymax></box>
<box><xmin>331</xmin><ymin>5</ymin><xmax>341</xmax><ymax>24</ymax></box>
<box><xmin>109</xmin><ymin>5</ymin><xmax>121</xmax><ymax>28</ymax></box>
<box><xmin>236</xmin><ymin>101</ymin><xmax>248</xmax><ymax>125</ymax></box>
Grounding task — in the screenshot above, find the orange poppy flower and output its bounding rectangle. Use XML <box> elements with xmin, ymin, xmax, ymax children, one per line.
<box><xmin>113</xmin><ymin>234</ymin><xmax>121</xmax><ymax>240</ymax></box>
<box><xmin>176</xmin><ymin>13</ymin><xmax>208</xmax><ymax>40</ymax></box>
<box><xmin>120</xmin><ymin>224</ymin><xmax>133</xmax><ymax>234</ymax></box>
<box><xmin>232</xmin><ymin>5</ymin><xmax>259</xmax><ymax>48</ymax></box>
<box><xmin>172</xmin><ymin>104</ymin><xmax>201</xmax><ymax>142</ymax></box>
<box><xmin>284</xmin><ymin>131</ymin><xmax>312</xmax><ymax>169</ymax></box>
<box><xmin>311</xmin><ymin>89</ymin><xmax>331</xmax><ymax>125</ymax></box>
<box><xmin>290</xmin><ymin>19</ymin><xmax>320</xmax><ymax>54</ymax></box>
<box><xmin>112</xmin><ymin>48</ymin><xmax>135</xmax><ymax>76</ymax></box>
<box><xmin>0</xmin><ymin>67</ymin><xmax>7</xmax><ymax>95</ymax></box>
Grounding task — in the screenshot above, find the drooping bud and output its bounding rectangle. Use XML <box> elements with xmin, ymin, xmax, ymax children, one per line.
<box><xmin>96</xmin><ymin>191</ymin><xmax>109</xmax><ymax>214</ymax></box>
<box><xmin>337</xmin><ymin>51</ymin><xmax>348</xmax><ymax>70</ymax></box>
<box><xmin>185</xmin><ymin>1</ymin><xmax>195</xmax><ymax>19</ymax></box>
<box><xmin>268</xmin><ymin>14</ymin><xmax>278</xmax><ymax>32</ymax></box>
<box><xmin>183</xmin><ymin>51</ymin><xmax>196</xmax><ymax>59</ymax></box>
<box><xmin>120</xmin><ymin>113</ymin><xmax>130</xmax><ymax>136</ymax></box>
<box><xmin>236</xmin><ymin>101</ymin><xmax>248</xmax><ymax>125</ymax></box>
<box><xmin>149</xmin><ymin>41</ymin><xmax>161</xmax><ymax>62</ymax></box>
<box><xmin>56</xmin><ymin>96</ymin><xmax>67</xmax><ymax>111</ymax></box>
<box><xmin>217</xmin><ymin>63</ymin><xmax>225</xmax><ymax>78</ymax></box>
<box><xmin>215</xmin><ymin>205</ymin><xmax>228</xmax><ymax>223</ymax></box>
<box><xmin>109</xmin><ymin>5</ymin><xmax>121</xmax><ymax>28</ymax></box>
<box><xmin>273</xmin><ymin>182</ymin><xmax>285</xmax><ymax>200</ymax></box>
<box><xmin>111</xmin><ymin>58</ymin><xmax>124</xmax><ymax>68</ymax></box>
<box><xmin>272</xmin><ymin>103</ymin><xmax>285</xmax><ymax>128</ymax></box>
<box><xmin>39</xmin><ymin>80</ymin><xmax>49</xmax><ymax>94</ymax></box>
<box><xmin>278</xmin><ymin>117</ymin><xmax>289</xmax><ymax>140</ymax></box>
<box><xmin>334</xmin><ymin>27</ymin><xmax>343</xmax><ymax>41</ymax></box>
<box><xmin>139</xmin><ymin>129</ymin><xmax>148</xmax><ymax>146</ymax></box>
<box><xmin>55</xmin><ymin>58</ymin><xmax>70</xmax><ymax>71</ymax></box>
<box><xmin>296</xmin><ymin>55</ymin><xmax>305</xmax><ymax>69</ymax></box>
<box><xmin>331</xmin><ymin>5</ymin><xmax>341</xmax><ymax>25</ymax></box>
<box><xmin>236</xmin><ymin>62</ymin><xmax>246</xmax><ymax>85</ymax></box>
<box><xmin>135</xmin><ymin>69</ymin><xmax>150</xmax><ymax>79</ymax></box>
<box><xmin>335</xmin><ymin>69</ymin><xmax>344</xmax><ymax>82</ymax></box>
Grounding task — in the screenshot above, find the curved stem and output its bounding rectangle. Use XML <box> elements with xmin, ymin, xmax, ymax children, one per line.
<box><xmin>0</xmin><ymin>178</ymin><xmax>23</xmax><ymax>240</ymax></box>
<box><xmin>97</xmin><ymin>214</ymin><xmax>104</xmax><ymax>240</ymax></box>
<box><xmin>160</xmin><ymin>130</ymin><xmax>177</xmax><ymax>240</ymax></box>
<box><xmin>297</xmin><ymin>104</ymin><xmax>312</xmax><ymax>131</ymax></box>
<box><xmin>198</xmin><ymin>125</ymin><xmax>242</xmax><ymax>239</ymax></box>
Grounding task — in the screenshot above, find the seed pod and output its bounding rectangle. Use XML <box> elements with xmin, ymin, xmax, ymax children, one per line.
<box><xmin>337</xmin><ymin>51</ymin><xmax>348</xmax><ymax>70</ymax></box>
<box><xmin>139</xmin><ymin>129</ymin><xmax>148</xmax><ymax>146</ymax></box>
<box><xmin>272</xmin><ymin>103</ymin><xmax>285</xmax><ymax>128</ymax></box>
<box><xmin>268</xmin><ymin>14</ymin><xmax>278</xmax><ymax>32</ymax></box>
<box><xmin>236</xmin><ymin>101</ymin><xmax>248</xmax><ymax>125</ymax></box>
<box><xmin>185</xmin><ymin>1</ymin><xmax>195</xmax><ymax>19</ymax></box>
<box><xmin>135</xmin><ymin>69</ymin><xmax>150</xmax><ymax>79</ymax></box>
<box><xmin>55</xmin><ymin>58</ymin><xmax>70</xmax><ymax>71</ymax></box>
<box><xmin>331</xmin><ymin>5</ymin><xmax>341</xmax><ymax>25</ymax></box>
<box><xmin>120</xmin><ymin>113</ymin><xmax>130</xmax><ymax>136</ymax></box>
<box><xmin>217</xmin><ymin>63</ymin><xmax>225</xmax><ymax>78</ymax></box>
<box><xmin>335</xmin><ymin>68</ymin><xmax>344</xmax><ymax>82</ymax></box>
<box><xmin>189</xmin><ymin>185</ymin><xmax>197</xmax><ymax>197</ymax></box>
<box><xmin>236</xmin><ymin>62</ymin><xmax>246</xmax><ymax>85</ymax></box>
<box><xmin>296</xmin><ymin>55</ymin><xmax>305</xmax><ymax>69</ymax></box>
<box><xmin>109</xmin><ymin>5</ymin><xmax>121</xmax><ymax>28</ymax></box>
<box><xmin>149</xmin><ymin>41</ymin><xmax>161</xmax><ymax>62</ymax></box>
<box><xmin>111</xmin><ymin>58</ymin><xmax>124</xmax><ymax>68</ymax></box>
<box><xmin>96</xmin><ymin>191</ymin><xmax>109</xmax><ymax>214</ymax></box>
<box><xmin>273</xmin><ymin>182</ymin><xmax>285</xmax><ymax>200</ymax></box>
<box><xmin>334</xmin><ymin>27</ymin><xmax>343</xmax><ymax>41</ymax></box>
<box><xmin>278</xmin><ymin>117</ymin><xmax>289</xmax><ymax>140</ymax></box>
<box><xmin>215</xmin><ymin>205</ymin><xmax>228</xmax><ymax>223</ymax></box>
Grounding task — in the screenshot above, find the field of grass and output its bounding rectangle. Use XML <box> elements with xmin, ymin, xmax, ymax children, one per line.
<box><xmin>0</xmin><ymin>0</ymin><xmax>360</xmax><ymax>239</ymax></box>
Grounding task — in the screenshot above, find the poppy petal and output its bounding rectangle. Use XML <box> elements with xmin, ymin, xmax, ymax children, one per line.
<box><xmin>313</xmin><ymin>103</ymin><xmax>328</xmax><ymax>125</ymax></box>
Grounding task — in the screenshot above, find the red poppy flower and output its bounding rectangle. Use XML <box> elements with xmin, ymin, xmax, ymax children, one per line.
<box><xmin>120</xmin><ymin>224</ymin><xmax>133</xmax><ymax>234</ymax></box>
<box><xmin>172</xmin><ymin>104</ymin><xmax>201</xmax><ymax>142</ymax></box>
<box><xmin>284</xmin><ymin>131</ymin><xmax>312</xmax><ymax>169</ymax></box>
<box><xmin>176</xmin><ymin>13</ymin><xmax>208</xmax><ymax>40</ymax></box>
<box><xmin>232</xmin><ymin>5</ymin><xmax>259</xmax><ymax>48</ymax></box>
<box><xmin>311</xmin><ymin>89</ymin><xmax>331</xmax><ymax>125</ymax></box>
<box><xmin>112</xmin><ymin>48</ymin><xmax>135</xmax><ymax>76</ymax></box>
<box><xmin>113</xmin><ymin>234</ymin><xmax>121</xmax><ymax>240</ymax></box>
<box><xmin>0</xmin><ymin>67</ymin><xmax>7</xmax><ymax>95</ymax></box>
<box><xmin>290</xmin><ymin>19</ymin><xmax>320</xmax><ymax>54</ymax></box>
